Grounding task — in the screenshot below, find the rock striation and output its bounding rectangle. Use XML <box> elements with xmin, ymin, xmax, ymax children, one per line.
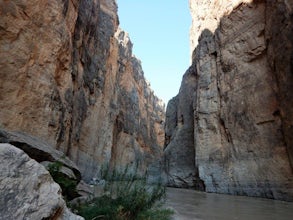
<box><xmin>0</xmin><ymin>0</ymin><xmax>165</xmax><ymax>181</ymax></box>
<box><xmin>164</xmin><ymin>0</ymin><xmax>293</xmax><ymax>201</ymax></box>
<box><xmin>164</xmin><ymin>66</ymin><xmax>204</xmax><ymax>189</ymax></box>
<box><xmin>0</xmin><ymin>129</ymin><xmax>81</xmax><ymax>180</ymax></box>
<box><xmin>0</xmin><ymin>143</ymin><xmax>83</xmax><ymax>220</ymax></box>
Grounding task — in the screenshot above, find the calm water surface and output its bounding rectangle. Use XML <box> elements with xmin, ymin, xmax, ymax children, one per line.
<box><xmin>166</xmin><ymin>188</ymin><xmax>293</xmax><ymax>220</ymax></box>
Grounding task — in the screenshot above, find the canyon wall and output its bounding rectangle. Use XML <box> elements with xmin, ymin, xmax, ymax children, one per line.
<box><xmin>0</xmin><ymin>0</ymin><xmax>165</xmax><ymax>181</ymax></box>
<box><xmin>164</xmin><ymin>0</ymin><xmax>293</xmax><ymax>200</ymax></box>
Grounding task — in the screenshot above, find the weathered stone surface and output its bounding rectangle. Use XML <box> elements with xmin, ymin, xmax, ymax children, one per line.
<box><xmin>189</xmin><ymin>0</ymin><xmax>253</xmax><ymax>59</ymax></box>
<box><xmin>165</xmin><ymin>0</ymin><xmax>293</xmax><ymax>200</ymax></box>
<box><xmin>0</xmin><ymin>129</ymin><xmax>81</xmax><ymax>181</ymax></box>
<box><xmin>41</xmin><ymin>161</ymin><xmax>77</xmax><ymax>181</ymax></box>
<box><xmin>265</xmin><ymin>0</ymin><xmax>293</xmax><ymax>170</ymax></box>
<box><xmin>68</xmin><ymin>180</ymin><xmax>95</xmax><ymax>208</ymax></box>
<box><xmin>0</xmin><ymin>0</ymin><xmax>165</xmax><ymax>181</ymax></box>
<box><xmin>112</xmin><ymin>28</ymin><xmax>165</xmax><ymax>177</ymax></box>
<box><xmin>0</xmin><ymin>143</ymin><xmax>83</xmax><ymax>220</ymax></box>
<box><xmin>76</xmin><ymin>180</ymin><xmax>94</xmax><ymax>198</ymax></box>
<box><xmin>164</xmin><ymin>66</ymin><xmax>204</xmax><ymax>189</ymax></box>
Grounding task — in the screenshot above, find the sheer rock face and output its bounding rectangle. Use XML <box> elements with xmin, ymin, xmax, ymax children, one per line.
<box><xmin>189</xmin><ymin>0</ymin><xmax>254</xmax><ymax>57</ymax></box>
<box><xmin>0</xmin><ymin>0</ymin><xmax>165</xmax><ymax>181</ymax></box>
<box><xmin>164</xmin><ymin>66</ymin><xmax>204</xmax><ymax>189</ymax></box>
<box><xmin>165</xmin><ymin>0</ymin><xmax>293</xmax><ymax>200</ymax></box>
<box><xmin>0</xmin><ymin>143</ymin><xmax>83</xmax><ymax>220</ymax></box>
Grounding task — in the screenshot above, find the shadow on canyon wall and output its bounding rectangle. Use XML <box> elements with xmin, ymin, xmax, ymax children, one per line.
<box><xmin>163</xmin><ymin>0</ymin><xmax>293</xmax><ymax>201</ymax></box>
<box><xmin>0</xmin><ymin>0</ymin><xmax>165</xmax><ymax>182</ymax></box>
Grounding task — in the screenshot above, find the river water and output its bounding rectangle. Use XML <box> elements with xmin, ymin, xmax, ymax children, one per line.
<box><xmin>165</xmin><ymin>188</ymin><xmax>293</xmax><ymax>220</ymax></box>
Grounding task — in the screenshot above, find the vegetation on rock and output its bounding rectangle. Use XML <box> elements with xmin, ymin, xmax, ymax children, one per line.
<box><xmin>72</xmin><ymin>165</ymin><xmax>173</xmax><ymax>220</ymax></box>
<box><xmin>48</xmin><ymin>161</ymin><xmax>79</xmax><ymax>201</ymax></box>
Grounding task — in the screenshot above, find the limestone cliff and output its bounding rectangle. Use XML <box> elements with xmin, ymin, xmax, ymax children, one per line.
<box><xmin>0</xmin><ymin>0</ymin><xmax>165</xmax><ymax>181</ymax></box>
<box><xmin>164</xmin><ymin>0</ymin><xmax>293</xmax><ymax>201</ymax></box>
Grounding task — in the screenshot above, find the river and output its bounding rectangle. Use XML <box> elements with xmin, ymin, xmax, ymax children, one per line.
<box><xmin>166</xmin><ymin>188</ymin><xmax>293</xmax><ymax>220</ymax></box>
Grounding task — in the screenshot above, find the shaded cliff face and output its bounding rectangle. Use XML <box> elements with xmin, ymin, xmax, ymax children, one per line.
<box><xmin>164</xmin><ymin>66</ymin><xmax>204</xmax><ymax>189</ymax></box>
<box><xmin>0</xmin><ymin>0</ymin><xmax>165</xmax><ymax>181</ymax></box>
<box><xmin>165</xmin><ymin>0</ymin><xmax>293</xmax><ymax>200</ymax></box>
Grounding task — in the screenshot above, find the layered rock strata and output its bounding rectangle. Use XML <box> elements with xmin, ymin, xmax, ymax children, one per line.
<box><xmin>164</xmin><ymin>0</ymin><xmax>293</xmax><ymax>200</ymax></box>
<box><xmin>0</xmin><ymin>0</ymin><xmax>164</xmax><ymax>181</ymax></box>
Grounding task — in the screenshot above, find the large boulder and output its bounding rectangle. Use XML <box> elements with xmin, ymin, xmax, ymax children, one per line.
<box><xmin>0</xmin><ymin>129</ymin><xmax>81</xmax><ymax>182</ymax></box>
<box><xmin>0</xmin><ymin>143</ymin><xmax>83</xmax><ymax>220</ymax></box>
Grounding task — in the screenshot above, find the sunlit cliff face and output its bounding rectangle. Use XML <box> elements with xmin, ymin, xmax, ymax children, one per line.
<box><xmin>189</xmin><ymin>0</ymin><xmax>254</xmax><ymax>56</ymax></box>
<box><xmin>0</xmin><ymin>0</ymin><xmax>165</xmax><ymax>181</ymax></box>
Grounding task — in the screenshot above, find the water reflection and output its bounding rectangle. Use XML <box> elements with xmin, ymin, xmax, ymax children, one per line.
<box><xmin>166</xmin><ymin>188</ymin><xmax>293</xmax><ymax>220</ymax></box>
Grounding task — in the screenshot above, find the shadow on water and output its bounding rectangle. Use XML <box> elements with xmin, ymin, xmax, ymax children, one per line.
<box><xmin>166</xmin><ymin>188</ymin><xmax>293</xmax><ymax>220</ymax></box>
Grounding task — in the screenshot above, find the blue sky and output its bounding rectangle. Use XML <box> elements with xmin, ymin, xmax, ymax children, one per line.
<box><xmin>117</xmin><ymin>0</ymin><xmax>191</xmax><ymax>105</ymax></box>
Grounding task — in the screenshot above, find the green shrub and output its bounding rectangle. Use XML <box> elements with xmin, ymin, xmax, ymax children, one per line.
<box><xmin>74</xmin><ymin>164</ymin><xmax>173</xmax><ymax>220</ymax></box>
<box><xmin>137</xmin><ymin>208</ymin><xmax>175</xmax><ymax>220</ymax></box>
<box><xmin>48</xmin><ymin>161</ymin><xmax>78</xmax><ymax>201</ymax></box>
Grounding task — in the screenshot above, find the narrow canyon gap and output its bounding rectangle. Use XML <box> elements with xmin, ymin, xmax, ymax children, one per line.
<box><xmin>0</xmin><ymin>0</ymin><xmax>292</xmax><ymax>204</ymax></box>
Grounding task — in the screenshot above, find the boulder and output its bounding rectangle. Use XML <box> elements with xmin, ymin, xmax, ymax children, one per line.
<box><xmin>41</xmin><ymin>161</ymin><xmax>77</xmax><ymax>181</ymax></box>
<box><xmin>0</xmin><ymin>143</ymin><xmax>83</xmax><ymax>220</ymax></box>
<box><xmin>0</xmin><ymin>129</ymin><xmax>81</xmax><ymax>182</ymax></box>
<box><xmin>76</xmin><ymin>180</ymin><xmax>94</xmax><ymax>198</ymax></box>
